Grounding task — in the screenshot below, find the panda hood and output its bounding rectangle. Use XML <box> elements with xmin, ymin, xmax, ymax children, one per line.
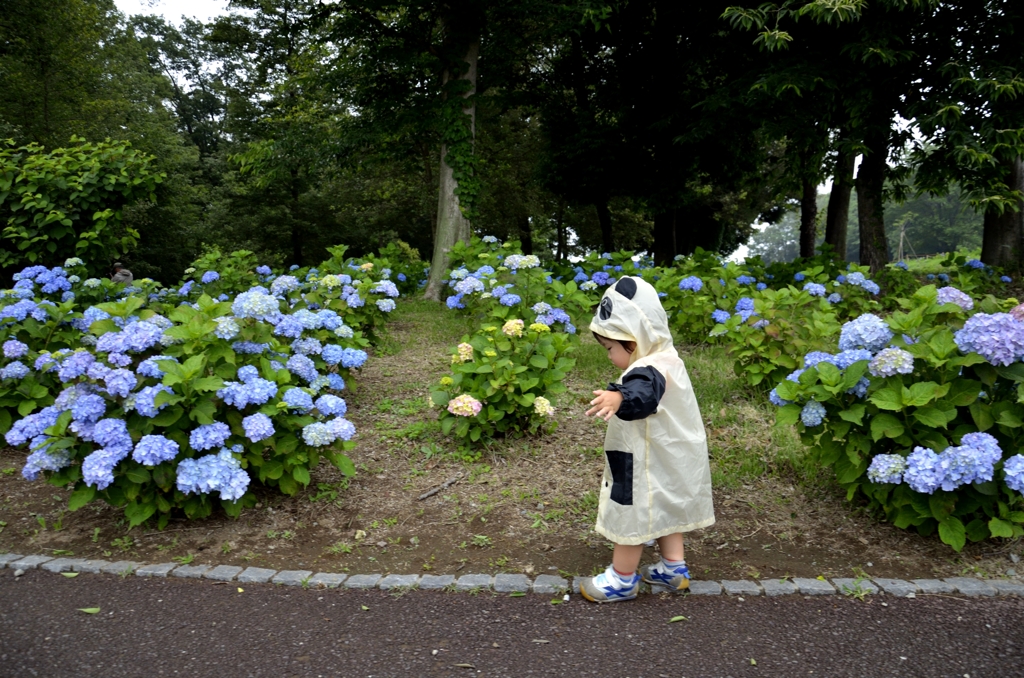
<box><xmin>589</xmin><ymin>276</ymin><xmax>674</xmax><ymax>362</ymax></box>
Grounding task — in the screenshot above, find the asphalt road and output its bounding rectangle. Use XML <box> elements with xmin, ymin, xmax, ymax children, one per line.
<box><xmin>2</xmin><ymin>568</ymin><xmax>1022</xmax><ymax>678</ymax></box>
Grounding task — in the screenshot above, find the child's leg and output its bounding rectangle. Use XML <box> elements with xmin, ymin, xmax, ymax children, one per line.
<box><xmin>656</xmin><ymin>533</ymin><xmax>685</xmax><ymax>562</ymax></box>
<box><xmin>611</xmin><ymin>543</ymin><xmax>644</xmax><ymax>575</ymax></box>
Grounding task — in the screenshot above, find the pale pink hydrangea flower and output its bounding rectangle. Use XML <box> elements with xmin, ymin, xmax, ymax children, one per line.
<box><xmin>451</xmin><ymin>342</ymin><xmax>474</xmax><ymax>364</ymax></box>
<box><xmin>502</xmin><ymin>319</ymin><xmax>524</xmax><ymax>337</ymax></box>
<box><xmin>447</xmin><ymin>394</ymin><xmax>482</xmax><ymax>417</ymax></box>
<box><xmin>533</xmin><ymin>396</ymin><xmax>554</xmax><ymax>417</ymax></box>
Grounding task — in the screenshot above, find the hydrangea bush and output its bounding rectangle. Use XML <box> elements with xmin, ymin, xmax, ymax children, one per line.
<box><xmin>430</xmin><ymin>319</ymin><xmax>575</xmax><ymax>445</ymax></box>
<box><xmin>0</xmin><ymin>247</ymin><xmax>401</xmax><ymax>527</ymax></box>
<box><xmin>771</xmin><ymin>284</ymin><xmax>1024</xmax><ymax>550</ymax></box>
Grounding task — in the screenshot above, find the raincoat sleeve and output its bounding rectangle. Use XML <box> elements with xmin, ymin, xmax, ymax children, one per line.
<box><xmin>607</xmin><ymin>366</ymin><xmax>666</xmax><ymax>421</ymax></box>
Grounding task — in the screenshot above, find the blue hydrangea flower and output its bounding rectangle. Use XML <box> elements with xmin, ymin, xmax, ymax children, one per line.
<box><xmin>271</xmin><ymin>275</ymin><xmax>301</xmax><ymax>295</ymax></box>
<box><xmin>176</xmin><ymin>449</ymin><xmax>250</xmax><ymax>501</ymax></box>
<box><xmin>232</xmin><ymin>288</ymin><xmax>280</xmax><ymax>321</ymax></box>
<box><xmin>1001</xmin><ymin>275</ymin><xmax>1012</xmax><ymax>283</ymax></box>
<box><xmin>833</xmin><ymin>349</ymin><xmax>873</xmax><ymax>370</ymax></box>
<box><xmin>904</xmin><ymin>447</ymin><xmax>943</xmax><ymax>494</ymax></box>
<box><xmin>137</xmin><ymin>356</ymin><xmax>176</xmax><ymax>379</ymax></box>
<box><xmin>346</xmin><ymin>293</ymin><xmax>365</xmax><ymax>308</ymax></box>
<box><xmin>735</xmin><ymin>298</ymin><xmax>754</xmax><ymax>313</ymax></box>
<box><xmin>591</xmin><ymin>272</ymin><xmax>612</xmax><ymax>286</ymax></box>
<box><xmin>376</xmin><ymin>299</ymin><xmax>396</xmax><ymax>312</ymax></box>
<box><xmin>847</xmin><ymin>377</ymin><xmax>870</xmax><ymax>398</ymax></box>
<box><xmin>286</xmin><ymin>354</ymin><xmax>318</xmax><ymax>382</ymax></box>
<box><xmin>446</xmin><ymin>294</ymin><xmax>465</xmax><ymax>310</ymax></box>
<box><xmin>217</xmin><ymin>377</ymin><xmax>278</xmax><ymax>409</ymax></box>
<box><xmin>1</xmin><ymin>361</ymin><xmax>29</xmax><ymax>380</ymax></box>
<box><xmin>71</xmin><ymin>394</ymin><xmax>106</xmax><ymax>423</ymax></box>
<box><xmin>499</xmin><ymin>293</ymin><xmax>522</xmax><ymax>306</ymax></box>
<box><xmin>282</xmin><ymin>387</ymin><xmax>314</xmax><ymax>412</ymax></box>
<box><xmin>256</xmin><ymin>265</ymin><xmax>272</xmax><ymax>276</ymax></box>
<box><xmin>803</xmin><ymin>282</ymin><xmax>826</xmax><ymax>297</ymax></box>
<box><xmin>936</xmin><ymin>286</ymin><xmax>973</xmax><ymax>311</ymax></box>
<box><xmin>839</xmin><ymin>314</ymin><xmax>893</xmax><ymax>352</ymax></box>
<box><xmin>794</xmin><ymin>272</ymin><xmax>805</xmax><ymax>281</ymax></box>
<box><xmin>1004</xmin><ymin>455</ymin><xmax>1024</xmax><ymax>493</ymax></box>
<box><xmin>966</xmin><ymin>259</ymin><xmax>984</xmax><ymax>269</ymax></box>
<box><xmin>895</xmin><ymin>261</ymin><xmax>909</xmax><ymax>271</ymax></box>
<box><xmin>190</xmin><ymin>422</ymin><xmax>232</xmax><ymax>451</ymax></box>
<box><xmin>327</xmin><ymin>417</ymin><xmax>356</xmax><ymax>441</ymax></box>
<box><xmin>274</xmin><ymin>315</ymin><xmax>305</xmax><ymax>339</ymax></box>
<box><xmin>756</xmin><ymin>282</ymin><xmax>767</xmax><ymax>291</ymax></box>
<box><xmin>214</xmin><ymin>317</ymin><xmax>240</xmax><ymax>340</ymax></box>
<box><xmin>803</xmin><ymin>352</ymin><xmax>836</xmax><ymax>369</ymax></box>
<box><xmin>573</xmin><ymin>271</ymin><xmax>589</xmax><ymax>284</ymax></box>
<box><xmin>867</xmin><ymin>454</ymin><xmax>906</xmax><ymax>484</ymax></box>
<box><xmin>340</xmin><ymin>348</ymin><xmax>368</xmax><ymax>369</ymax></box>
<box><xmin>133</xmin><ymin>434</ymin><xmax>179</xmax><ymax>466</ymax></box>
<box><xmin>937</xmin><ymin>445</ymin><xmax>991</xmax><ymax>490</ymax></box>
<box><xmin>22</xmin><ymin>437</ymin><xmax>72</xmax><ymax>480</ymax></box>
<box><xmin>327</xmin><ymin>373</ymin><xmax>345</xmax><ymax>391</ymax></box>
<box><xmin>82</xmin><ymin>447</ymin><xmax>124</xmax><ymax>489</ymax></box>
<box><xmin>91</xmin><ymin>418</ymin><xmax>132</xmax><ymax>454</ymax></box>
<box><xmin>861</xmin><ymin>280</ymin><xmax>880</xmax><ymax>294</ymax></box>
<box><xmin>678</xmin><ymin>276</ymin><xmax>703</xmax><ymax>292</ymax></box>
<box><xmin>827</xmin><ymin>293</ymin><xmax>842</xmax><ymax>303</ymax></box>
<box><xmin>954</xmin><ymin>313</ymin><xmax>1024</xmax><ymax>366</ymax></box>
<box><xmin>768</xmin><ymin>388</ymin><xmax>791</xmax><ymax>406</ymax></box>
<box><xmin>938</xmin><ymin>273</ymin><xmax>950</xmax><ymax>282</ymax></box>
<box><xmin>868</xmin><ymin>348</ymin><xmax>915</xmax><ymax>377</ymax></box>
<box><xmin>711</xmin><ymin>309</ymin><xmax>731</xmax><ymax>324</ymax></box>
<box><xmin>104</xmin><ymin>369</ymin><xmax>137</xmax><ymax>398</ymax></box>
<box><xmin>315</xmin><ymin>394</ymin><xmax>347</xmax><ymax>417</ymax></box>
<box><xmin>292</xmin><ymin>338</ymin><xmax>323</xmax><ymax>356</ymax></box>
<box><xmin>201</xmin><ymin>271</ymin><xmax>220</xmax><ymax>284</ymax></box>
<box><xmin>131</xmin><ymin>384</ymin><xmax>173</xmax><ymax>417</ymax></box>
<box><xmin>231</xmin><ymin>341</ymin><xmax>270</xmax><ymax>355</ymax></box>
<box><xmin>302</xmin><ymin>422</ymin><xmax>334</xmax><ymax>446</ymax></box>
<box><xmin>800</xmin><ymin>400</ymin><xmax>826</xmax><ymax>427</ymax></box>
<box><xmin>3</xmin><ymin>340</ymin><xmax>28</xmax><ymax>358</ymax></box>
<box><xmin>242</xmin><ymin>413</ymin><xmax>275</xmax><ymax>442</ymax></box>
<box><xmin>236</xmin><ymin>365</ymin><xmax>259</xmax><ymax>383</ymax></box>
<box><xmin>57</xmin><ymin>351</ymin><xmax>95</xmax><ymax>382</ymax></box>
<box><xmin>736</xmin><ymin>275</ymin><xmax>756</xmax><ymax>285</ymax></box>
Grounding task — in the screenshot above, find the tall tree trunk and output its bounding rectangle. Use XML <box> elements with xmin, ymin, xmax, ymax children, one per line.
<box><xmin>981</xmin><ymin>156</ymin><xmax>1024</xmax><ymax>270</ymax></box>
<box><xmin>289</xmin><ymin>168</ymin><xmax>302</xmax><ymax>267</ymax></box>
<box><xmin>421</xmin><ymin>143</ymin><xmax>437</xmax><ymax>244</ymax></box>
<box><xmin>676</xmin><ymin>203</ymin><xmax>724</xmax><ymax>255</ymax></box>
<box><xmin>518</xmin><ymin>212</ymin><xmax>533</xmax><ymax>254</ymax></box>
<box><xmin>595</xmin><ymin>202</ymin><xmax>613</xmax><ymax>253</ymax></box>
<box><xmin>855</xmin><ymin>128</ymin><xmax>890</xmax><ymax>272</ymax></box>
<box><xmin>825</xmin><ymin>143</ymin><xmax>855</xmax><ymax>260</ymax></box>
<box><xmin>653</xmin><ymin>210</ymin><xmax>676</xmax><ymax>266</ymax></box>
<box><xmin>799</xmin><ymin>177</ymin><xmax>818</xmax><ymax>258</ymax></box>
<box><xmin>554</xmin><ymin>200</ymin><xmax>566</xmax><ymax>261</ymax></box>
<box><xmin>424</xmin><ymin>29</ymin><xmax>479</xmax><ymax>301</ymax></box>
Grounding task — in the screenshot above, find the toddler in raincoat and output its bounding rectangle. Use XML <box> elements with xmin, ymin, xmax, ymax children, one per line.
<box><xmin>581</xmin><ymin>276</ymin><xmax>715</xmax><ymax>603</ymax></box>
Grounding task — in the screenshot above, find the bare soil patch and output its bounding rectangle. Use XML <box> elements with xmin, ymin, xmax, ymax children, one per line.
<box><xmin>1</xmin><ymin>303</ymin><xmax>1021</xmax><ymax>583</ymax></box>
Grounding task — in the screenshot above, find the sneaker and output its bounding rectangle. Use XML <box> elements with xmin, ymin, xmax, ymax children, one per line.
<box><xmin>580</xmin><ymin>567</ymin><xmax>641</xmax><ymax>603</ymax></box>
<box><xmin>640</xmin><ymin>561</ymin><xmax>691</xmax><ymax>591</ymax></box>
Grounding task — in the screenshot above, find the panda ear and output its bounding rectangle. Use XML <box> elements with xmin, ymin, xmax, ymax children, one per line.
<box><xmin>599</xmin><ymin>297</ymin><xmax>613</xmax><ymax>320</ymax></box>
<box><xmin>614</xmin><ymin>277</ymin><xmax>637</xmax><ymax>300</ymax></box>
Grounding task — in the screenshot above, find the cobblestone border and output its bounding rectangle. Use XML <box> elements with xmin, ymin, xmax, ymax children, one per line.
<box><xmin>4</xmin><ymin>552</ymin><xmax>1024</xmax><ymax>598</ymax></box>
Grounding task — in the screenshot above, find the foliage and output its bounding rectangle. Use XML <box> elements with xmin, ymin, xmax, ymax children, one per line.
<box><xmin>771</xmin><ymin>285</ymin><xmax>1024</xmax><ymax>550</ymax></box>
<box><xmin>0</xmin><ymin>138</ymin><xmax>164</xmax><ymax>275</ymax></box>
<box><xmin>2</xmin><ymin>248</ymin><xmax>402</xmax><ymax>526</ymax></box>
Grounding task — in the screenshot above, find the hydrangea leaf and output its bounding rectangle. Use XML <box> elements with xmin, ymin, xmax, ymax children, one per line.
<box><xmin>913</xmin><ymin>406</ymin><xmax>955</xmax><ymax>429</ymax></box>
<box><xmin>870</xmin><ymin>414</ymin><xmax>903</xmax><ymax>441</ymax></box>
<box><xmin>938</xmin><ymin>517</ymin><xmax>966</xmax><ymax>552</ymax></box>
<box><xmin>868</xmin><ymin>387</ymin><xmax>902</xmax><ymax>411</ymax></box>
<box><xmin>944</xmin><ymin>379</ymin><xmax>981</xmax><ymax>407</ymax></box>
<box><xmin>995</xmin><ymin>409</ymin><xmax>1023</xmax><ymax>428</ymax></box>
<box><xmin>775</xmin><ymin>404</ymin><xmax>801</xmax><ymax>427</ymax></box>
<box><xmin>928</xmin><ymin>493</ymin><xmax>956</xmax><ymax>521</ymax></box>
<box><xmin>988</xmin><ymin>517</ymin><xmax>1014</xmax><ymax>538</ymax></box>
<box><xmin>67</xmin><ymin>483</ymin><xmax>96</xmax><ymax>511</ymax></box>
<box><xmin>902</xmin><ymin>382</ymin><xmax>950</xmax><ymax>407</ymax></box>
<box><xmin>838</xmin><ymin>404</ymin><xmax>866</xmax><ymax>425</ymax></box>
<box><xmin>125</xmin><ymin>500</ymin><xmax>156</xmax><ymax>527</ymax></box>
<box><xmin>291</xmin><ymin>465</ymin><xmax>311</xmax><ymax>486</ymax></box>
<box><xmin>965</xmin><ymin>518</ymin><xmax>990</xmax><ymax>542</ymax></box>
<box><xmin>260</xmin><ymin>460</ymin><xmax>284</xmax><ymax>480</ymax></box>
<box><xmin>969</xmin><ymin>402</ymin><xmax>994</xmax><ymax>431</ymax></box>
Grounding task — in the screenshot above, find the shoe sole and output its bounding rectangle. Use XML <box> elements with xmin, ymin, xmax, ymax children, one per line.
<box><xmin>641</xmin><ymin>574</ymin><xmax>691</xmax><ymax>591</ymax></box>
<box><xmin>580</xmin><ymin>587</ymin><xmax>638</xmax><ymax>603</ymax></box>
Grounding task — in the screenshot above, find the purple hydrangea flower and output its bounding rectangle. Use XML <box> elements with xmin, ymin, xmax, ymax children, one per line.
<box><xmin>954</xmin><ymin>313</ymin><xmax>1024</xmax><ymax>366</ymax></box>
<box><xmin>327</xmin><ymin>417</ymin><xmax>356</xmax><ymax>441</ymax></box>
<box><xmin>936</xmin><ymin>286</ymin><xmax>973</xmax><ymax>311</ymax></box>
<box><xmin>3</xmin><ymin>340</ymin><xmax>28</xmax><ymax>358</ymax></box>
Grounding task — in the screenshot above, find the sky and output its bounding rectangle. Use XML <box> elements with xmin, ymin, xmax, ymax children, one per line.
<box><xmin>114</xmin><ymin>0</ymin><xmax>229</xmax><ymax>23</ymax></box>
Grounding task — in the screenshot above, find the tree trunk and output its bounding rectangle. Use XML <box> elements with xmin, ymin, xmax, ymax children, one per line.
<box><xmin>519</xmin><ymin>212</ymin><xmax>533</xmax><ymax>254</ymax></box>
<box><xmin>424</xmin><ymin>34</ymin><xmax>479</xmax><ymax>301</ymax></box>
<box><xmin>855</xmin><ymin>128</ymin><xmax>890</xmax><ymax>272</ymax></box>
<box><xmin>653</xmin><ymin>210</ymin><xmax>676</xmax><ymax>266</ymax></box>
<box><xmin>799</xmin><ymin>177</ymin><xmax>818</xmax><ymax>258</ymax></box>
<box><xmin>596</xmin><ymin>202</ymin><xmax>613</xmax><ymax>253</ymax></box>
<box><xmin>676</xmin><ymin>203</ymin><xmax>724</xmax><ymax>255</ymax></box>
<box><xmin>289</xmin><ymin>168</ymin><xmax>303</xmax><ymax>267</ymax></box>
<box><xmin>825</xmin><ymin>144</ymin><xmax>855</xmax><ymax>260</ymax></box>
<box><xmin>981</xmin><ymin>156</ymin><xmax>1024</xmax><ymax>270</ymax></box>
<box><xmin>554</xmin><ymin>200</ymin><xmax>566</xmax><ymax>261</ymax></box>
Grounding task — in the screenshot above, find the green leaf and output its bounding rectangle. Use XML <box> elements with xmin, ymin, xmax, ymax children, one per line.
<box><xmin>278</xmin><ymin>474</ymin><xmax>298</xmax><ymax>495</ymax></box>
<box><xmin>913</xmin><ymin>406</ymin><xmax>954</xmax><ymax>429</ymax></box>
<box><xmin>970</xmin><ymin>402</ymin><xmax>994</xmax><ymax>431</ymax></box>
<box><xmin>292</xmin><ymin>465</ymin><xmax>311</xmax><ymax>486</ymax></box>
<box><xmin>902</xmin><ymin>382</ymin><xmax>950</xmax><ymax>407</ymax></box>
<box><xmin>996</xmin><ymin>409</ymin><xmax>1024</xmax><ymax>428</ymax></box>
<box><xmin>62</xmin><ymin>572</ymin><xmax>79</xmax><ymax>578</ymax></box>
<box><xmin>78</xmin><ymin>607</ymin><xmax>100</xmax><ymax>614</ymax></box>
<box><xmin>150</xmin><ymin>406</ymin><xmax>184</xmax><ymax>428</ymax></box>
<box><xmin>838</xmin><ymin>404</ymin><xmax>866</xmax><ymax>425</ymax></box>
<box><xmin>945</xmin><ymin>379</ymin><xmax>981</xmax><ymax>406</ymax></box>
<box><xmin>775</xmin><ymin>404</ymin><xmax>801</xmax><ymax>427</ymax></box>
<box><xmin>938</xmin><ymin>517</ymin><xmax>966</xmax><ymax>552</ymax></box>
<box><xmin>928</xmin><ymin>493</ymin><xmax>956</xmax><ymax>521</ymax></box>
<box><xmin>965</xmin><ymin>518</ymin><xmax>990</xmax><ymax>542</ymax></box>
<box><xmin>261</xmin><ymin>460</ymin><xmax>284</xmax><ymax>480</ymax></box>
<box><xmin>190</xmin><ymin>398</ymin><xmax>217</xmax><ymax>425</ymax></box>
<box><xmin>868</xmin><ymin>387</ymin><xmax>902</xmax><ymax>411</ymax></box>
<box><xmin>68</xmin><ymin>484</ymin><xmax>96</xmax><ymax>511</ymax></box>
<box><xmin>870</xmin><ymin>413</ymin><xmax>904</xmax><ymax>441</ymax></box>
<box><xmin>668</xmin><ymin>615</ymin><xmax>688</xmax><ymax>623</ymax></box>
<box><xmin>125</xmin><ymin>467</ymin><xmax>151</xmax><ymax>484</ymax></box>
<box><xmin>124</xmin><ymin>500</ymin><xmax>156</xmax><ymax>527</ymax></box>
<box><xmin>989</xmin><ymin>517</ymin><xmax>1014</xmax><ymax>538</ymax></box>
<box><xmin>529</xmin><ymin>355</ymin><xmax>549</xmax><ymax>369</ymax></box>
<box><xmin>193</xmin><ymin>376</ymin><xmax>226</xmax><ymax>392</ymax></box>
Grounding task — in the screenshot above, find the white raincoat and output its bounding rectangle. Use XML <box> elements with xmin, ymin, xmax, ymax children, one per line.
<box><xmin>589</xmin><ymin>276</ymin><xmax>715</xmax><ymax>545</ymax></box>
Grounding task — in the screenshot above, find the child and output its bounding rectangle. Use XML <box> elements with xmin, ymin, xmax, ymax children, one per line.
<box><xmin>580</xmin><ymin>276</ymin><xmax>714</xmax><ymax>603</ymax></box>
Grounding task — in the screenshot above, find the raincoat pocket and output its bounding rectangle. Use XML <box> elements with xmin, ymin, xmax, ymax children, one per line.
<box><xmin>605</xmin><ymin>450</ymin><xmax>634</xmax><ymax>505</ymax></box>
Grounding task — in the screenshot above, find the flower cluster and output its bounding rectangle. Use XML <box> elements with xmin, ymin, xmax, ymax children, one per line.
<box><xmin>447</xmin><ymin>394</ymin><xmax>482</xmax><ymax>417</ymax></box>
<box><xmin>954</xmin><ymin>313</ymin><xmax>1024</xmax><ymax>366</ymax></box>
<box><xmin>838</xmin><ymin>314</ymin><xmax>893</xmax><ymax>352</ymax></box>
<box><xmin>867</xmin><ymin>347</ymin><xmax>915</xmax><ymax>377</ymax></box>
<box><xmin>867</xmin><ymin>433</ymin><xmax>1004</xmax><ymax>493</ymax></box>
<box><xmin>936</xmin><ymin>286</ymin><xmax>973</xmax><ymax>311</ymax></box>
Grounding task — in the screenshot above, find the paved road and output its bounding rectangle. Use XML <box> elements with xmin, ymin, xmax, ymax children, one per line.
<box><xmin>2</xmin><ymin>568</ymin><xmax>1022</xmax><ymax>678</ymax></box>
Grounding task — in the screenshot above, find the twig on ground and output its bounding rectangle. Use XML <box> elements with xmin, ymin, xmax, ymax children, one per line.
<box><xmin>418</xmin><ymin>472</ymin><xmax>464</xmax><ymax>501</ymax></box>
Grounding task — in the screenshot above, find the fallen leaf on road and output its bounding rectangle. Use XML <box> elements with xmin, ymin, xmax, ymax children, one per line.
<box><xmin>550</xmin><ymin>599</ymin><xmax>562</xmax><ymax>605</ymax></box>
<box><xmin>532</xmin><ymin>639</ymin><xmax>549</xmax><ymax>644</ymax></box>
<box><xmin>668</xmin><ymin>615</ymin><xmax>688</xmax><ymax>623</ymax></box>
<box><xmin>78</xmin><ymin>608</ymin><xmax>100</xmax><ymax>614</ymax></box>
<box><xmin>61</xmin><ymin>572</ymin><xmax>79</xmax><ymax>578</ymax></box>
<box><xmin>750</xmin><ymin>658</ymin><xmax>757</xmax><ymax>666</ymax></box>
<box><xmin>237</xmin><ymin>588</ymin><xmax>244</xmax><ymax>593</ymax></box>
<box><xmin>508</xmin><ymin>592</ymin><xmax>525</xmax><ymax>597</ymax></box>
<box><xmin>361</xmin><ymin>605</ymin><xmax>369</xmax><ymax>611</ymax></box>
<box><xmin>453</xmin><ymin>664</ymin><xmax>476</xmax><ymax>669</ymax></box>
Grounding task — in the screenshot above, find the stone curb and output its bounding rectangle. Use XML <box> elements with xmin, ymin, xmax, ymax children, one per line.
<box><xmin>4</xmin><ymin>553</ymin><xmax>1023</xmax><ymax>599</ymax></box>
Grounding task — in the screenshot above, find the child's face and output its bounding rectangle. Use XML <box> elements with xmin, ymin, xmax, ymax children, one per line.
<box><xmin>598</xmin><ymin>337</ymin><xmax>633</xmax><ymax>370</ymax></box>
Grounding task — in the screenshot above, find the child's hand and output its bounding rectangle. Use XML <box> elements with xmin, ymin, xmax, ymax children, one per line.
<box><xmin>586</xmin><ymin>389</ymin><xmax>623</xmax><ymax>421</ymax></box>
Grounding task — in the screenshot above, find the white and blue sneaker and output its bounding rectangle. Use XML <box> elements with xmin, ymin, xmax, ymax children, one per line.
<box><xmin>640</xmin><ymin>560</ymin><xmax>691</xmax><ymax>591</ymax></box>
<box><xmin>580</xmin><ymin>566</ymin><xmax>641</xmax><ymax>603</ymax></box>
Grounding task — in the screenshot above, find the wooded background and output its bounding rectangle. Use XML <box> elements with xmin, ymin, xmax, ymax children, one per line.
<box><xmin>1</xmin><ymin>0</ymin><xmax>1021</xmax><ymax>288</ymax></box>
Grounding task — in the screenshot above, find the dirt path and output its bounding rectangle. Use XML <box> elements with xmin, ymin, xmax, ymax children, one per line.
<box><xmin>1</xmin><ymin>301</ymin><xmax>1022</xmax><ymax>584</ymax></box>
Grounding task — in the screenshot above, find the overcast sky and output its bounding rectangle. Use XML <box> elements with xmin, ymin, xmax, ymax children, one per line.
<box><xmin>114</xmin><ymin>0</ymin><xmax>229</xmax><ymax>23</ymax></box>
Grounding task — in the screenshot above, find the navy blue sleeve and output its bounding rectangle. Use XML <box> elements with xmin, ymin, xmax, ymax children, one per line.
<box><xmin>608</xmin><ymin>366</ymin><xmax>666</xmax><ymax>421</ymax></box>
